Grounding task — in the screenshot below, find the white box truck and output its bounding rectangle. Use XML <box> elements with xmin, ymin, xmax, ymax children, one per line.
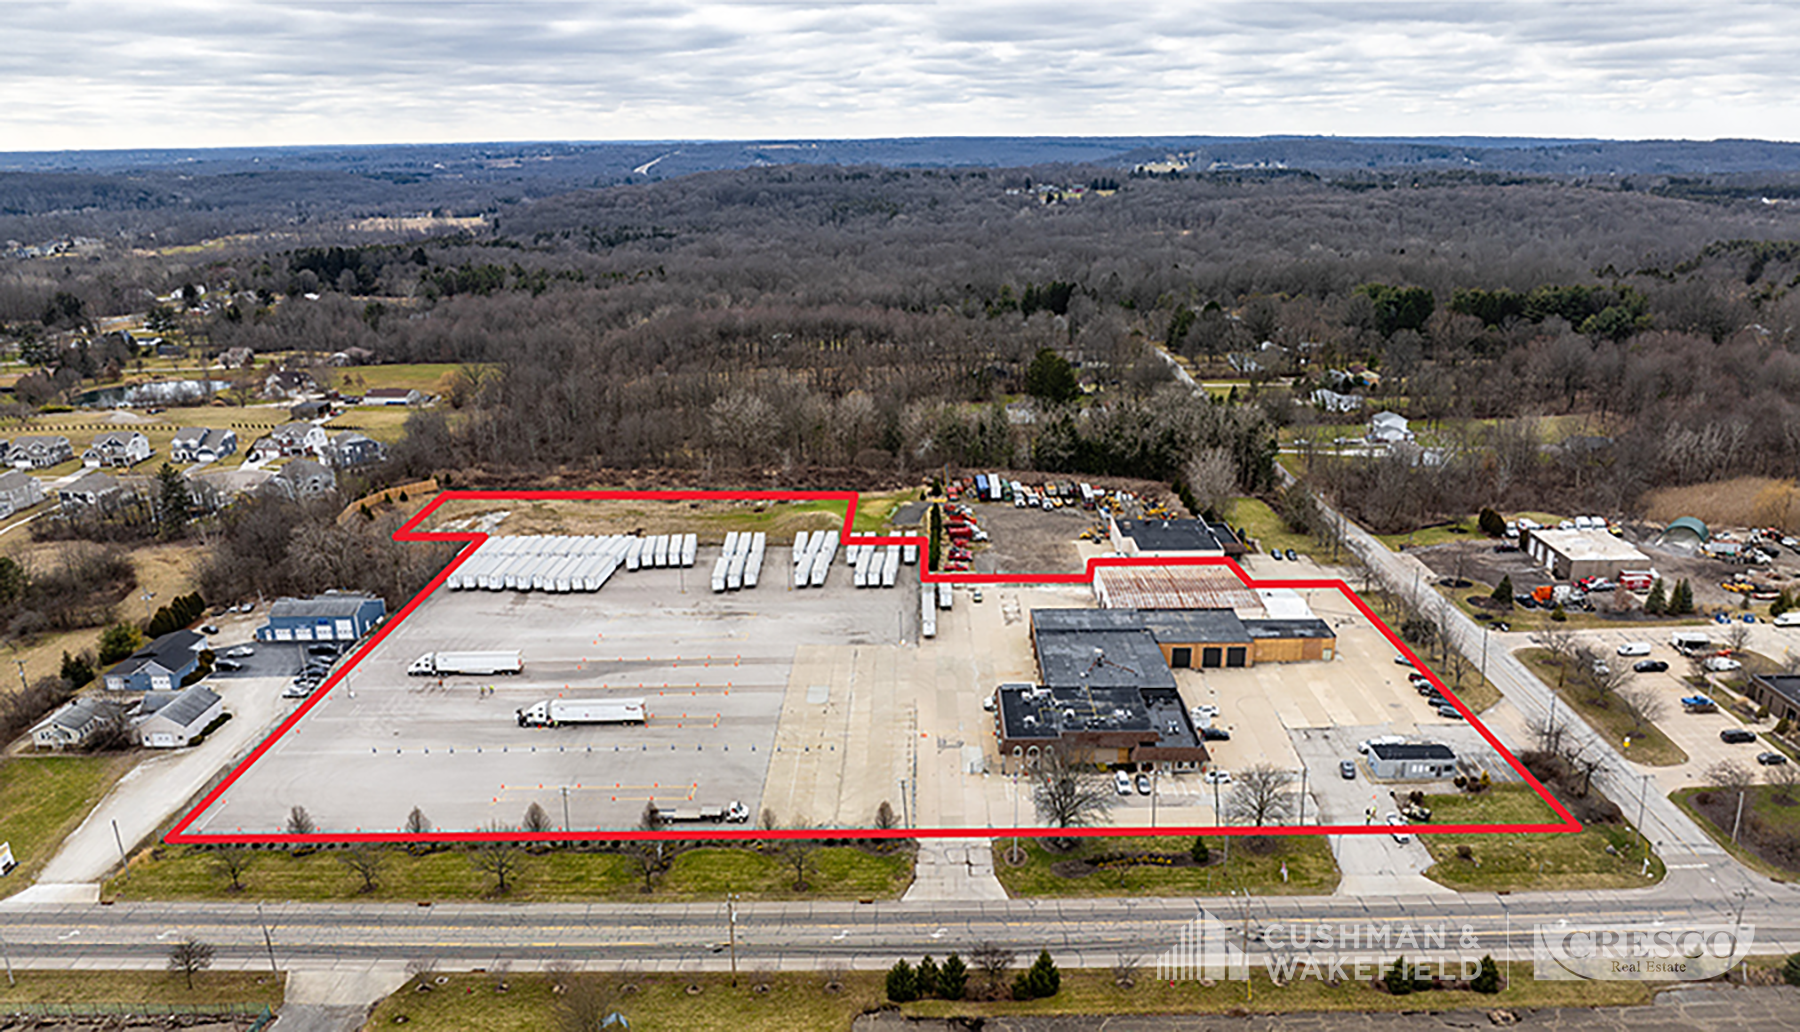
<box><xmin>656</xmin><ymin>801</ymin><xmax>750</xmax><ymax>823</ymax></box>
<box><xmin>516</xmin><ymin>697</ymin><xmax>646</xmax><ymax>727</ymax></box>
<box><xmin>408</xmin><ymin>651</ymin><xmax>524</xmax><ymax>676</ymax></box>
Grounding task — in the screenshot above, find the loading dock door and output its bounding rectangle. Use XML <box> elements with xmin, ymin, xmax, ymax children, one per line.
<box><xmin>1201</xmin><ymin>647</ymin><xmax>1222</xmax><ymax>668</ymax></box>
<box><xmin>1225</xmin><ymin>646</ymin><xmax>1247</xmax><ymax>668</ymax></box>
<box><xmin>1170</xmin><ymin>647</ymin><xmax>1192</xmax><ymax>669</ymax></box>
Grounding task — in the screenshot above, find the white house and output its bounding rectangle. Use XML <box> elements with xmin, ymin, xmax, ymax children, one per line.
<box><xmin>30</xmin><ymin>696</ymin><xmax>117</xmax><ymax>750</ymax></box>
<box><xmin>1368</xmin><ymin>411</ymin><xmax>1414</xmax><ymax>444</ymax></box>
<box><xmin>82</xmin><ymin>430</ymin><xmax>153</xmax><ymax>468</ymax></box>
<box><xmin>1311</xmin><ymin>389</ymin><xmax>1363</xmax><ymax>413</ymax></box>
<box><xmin>250</xmin><ymin>422</ymin><xmax>328</xmax><ymax>461</ymax></box>
<box><xmin>360</xmin><ymin>387</ymin><xmax>423</xmax><ymax>406</ymax></box>
<box><xmin>170</xmin><ymin>427</ymin><xmax>238</xmax><ymax>464</ymax></box>
<box><xmin>0</xmin><ymin>469</ymin><xmax>46</xmax><ymax>518</ymax></box>
<box><xmin>10</xmin><ymin>435</ymin><xmax>73</xmax><ymax>469</ymax></box>
<box><xmin>134</xmin><ymin>687</ymin><xmax>223</xmax><ymax>748</ymax></box>
<box><xmin>57</xmin><ymin>470</ymin><xmax>123</xmax><ymax>512</ymax></box>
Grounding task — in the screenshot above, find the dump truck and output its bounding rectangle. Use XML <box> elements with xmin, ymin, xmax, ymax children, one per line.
<box><xmin>516</xmin><ymin>697</ymin><xmax>646</xmax><ymax>727</ymax></box>
<box><xmin>656</xmin><ymin>801</ymin><xmax>750</xmax><ymax>824</ymax></box>
<box><xmin>408</xmin><ymin>651</ymin><xmax>523</xmax><ymax>676</ymax></box>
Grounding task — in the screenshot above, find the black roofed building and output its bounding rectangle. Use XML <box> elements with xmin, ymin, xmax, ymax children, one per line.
<box><xmin>1366</xmin><ymin>742</ymin><xmax>1458</xmax><ymax>780</ymax></box>
<box><xmin>1748</xmin><ymin>674</ymin><xmax>1800</xmax><ymax>726</ymax></box>
<box><xmin>994</xmin><ymin>683</ymin><xmax>1207</xmax><ymax>771</ymax></box>
<box><xmin>103</xmin><ymin>629</ymin><xmax>206</xmax><ymax>692</ymax></box>
<box><xmin>1109</xmin><ymin>517</ymin><xmax>1245</xmax><ymax>559</ymax></box>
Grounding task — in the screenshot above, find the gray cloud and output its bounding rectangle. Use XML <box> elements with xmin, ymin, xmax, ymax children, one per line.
<box><xmin>3</xmin><ymin>0</ymin><xmax>1797</xmax><ymax>149</ymax></box>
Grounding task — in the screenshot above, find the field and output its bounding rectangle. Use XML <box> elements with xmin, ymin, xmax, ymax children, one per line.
<box><xmin>1220</xmin><ymin>497</ymin><xmax>1319</xmax><ymax>560</ymax></box>
<box><xmin>0</xmin><ymin>754</ymin><xmax>135</xmax><ymax>894</ymax></box>
<box><xmin>1671</xmin><ymin>785</ymin><xmax>1800</xmax><ymax>881</ymax></box>
<box><xmin>108</xmin><ymin>844</ymin><xmax>913</xmax><ymax>903</ymax></box>
<box><xmin>0</xmin><ymin>540</ymin><xmax>204</xmax><ymax>685</ymax></box>
<box><xmin>423</xmin><ymin>491</ymin><xmax>920</xmax><ymax>543</ymax></box>
<box><xmin>1644</xmin><ymin>476</ymin><xmax>1800</xmax><ymax>536</ymax></box>
<box><xmin>363</xmin><ymin>964</ymin><xmax>1655</xmax><ymax>1032</ymax></box>
<box><xmin>0</xmin><ymin>970</ymin><xmax>284</xmax><ymax>1009</ymax></box>
<box><xmin>1420</xmin><ymin>786</ymin><xmax>1665</xmax><ymax>891</ymax></box>
<box><xmin>990</xmin><ymin>835</ymin><xmax>1339</xmax><ymax>898</ymax></box>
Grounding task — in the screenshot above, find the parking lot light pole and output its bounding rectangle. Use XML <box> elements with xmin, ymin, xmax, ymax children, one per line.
<box><xmin>1296</xmin><ymin>767</ymin><xmax>1309</xmax><ymax>826</ymax></box>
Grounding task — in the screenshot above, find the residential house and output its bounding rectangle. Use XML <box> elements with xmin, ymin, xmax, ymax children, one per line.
<box><xmin>1367</xmin><ymin>411</ymin><xmax>1414</xmax><ymax>444</ymax></box>
<box><xmin>329</xmin><ymin>346</ymin><xmax>375</xmax><ymax>366</ymax></box>
<box><xmin>324</xmin><ymin>430</ymin><xmax>385</xmax><ymax>469</ymax></box>
<box><xmin>103</xmin><ymin>629</ymin><xmax>205</xmax><ymax>692</ymax></box>
<box><xmin>250</xmin><ymin>422</ymin><xmax>328</xmax><ymax>461</ymax></box>
<box><xmin>57</xmin><ymin>470</ymin><xmax>123</xmax><ymax>512</ymax></box>
<box><xmin>30</xmin><ymin>696</ymin><xmax>118</xmax><ymax>750</ymax></box>
<box><xmin>219</xmin><ymin>347</ymin><xmax>255</xmax><ymax>369</ymax></box>
<box><xmin>10</xmin><ymin>434</ymin><xmax>73</xmax><ymax>469</ymax></box>
<box><xmin>134</xmin><ymin>686</ymin><xmax>223</xmax><ymax>748</ymax></box>
<box><xmin>262</xmin><ymin>369</ymin><xmax>318</xmax><ymax>399</ymax></box>
<box><xmin>271</xmin><ymin>458</ymin><xmax>336</xmax><ymax>499</ymax></box>
<box><xmin>256</xmin><ymin>593</ymin><xmax>387</xmax><ymax>643</ymax></box>
<box><xmin>0</xmin><ymin>469</ymin><xmax>46</xmax><ymax>518</ymax></box>
<box><xmin>169</xmin><ymin>427</ymin><xmax>238</xmax><ymax>464</ymax></box>
<box><xmin>1310</xmin><ymin>388</ymin><xmax>1363</xmax><ymax>413</ymax></box>
<box><xmin>289</xmin><ymin>399</ymin><xmax>331</xmax><ymax>421</ymax></box>
<box><xmin>82</xmin><ymin>430</ymin><xmax>153</xmax><ymax>468</ymax></box>
<box><xmin>361</xmin><ymin>387</ymin><xmax>425</xmax><ymax>407</ymax></box>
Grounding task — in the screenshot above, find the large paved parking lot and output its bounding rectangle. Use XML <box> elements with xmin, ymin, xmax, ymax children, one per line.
<box><xmin>191</xmin><ymin>551</ymin><xmax>923</xmax><ymax>835</ymax></box>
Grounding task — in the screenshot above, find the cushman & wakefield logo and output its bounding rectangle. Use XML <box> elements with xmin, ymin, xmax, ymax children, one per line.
<box><xmin>1533</xmin><ymin>923</ymin><xmax>1754</xmax><ymax>981</ymax></box>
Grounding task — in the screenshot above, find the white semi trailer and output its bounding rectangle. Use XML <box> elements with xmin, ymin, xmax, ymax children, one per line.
<box><xmin>515</xmin><ymin>697</ymin><xmax>646</xmax><ymax>727</ymax></box>
<box><xmin>408</xmin><ymin>650</ymin><xmax>524</xmax><ymax>676</ymax></box>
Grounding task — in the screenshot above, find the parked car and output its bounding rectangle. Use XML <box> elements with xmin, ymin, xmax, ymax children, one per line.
<box><xmin>1721</xmin><ymin>728</ymin><xmax>1758</xmax><ymax>744</ymax></box>
<box><xmin>1201</xmin><ymin>727</ymin><xmax>1231</xmax><ymax>741</ymax></box>
<box><xmin>1339</xmin><ymin>759</ymin><xmax>1357</xmax><ymax>780</ymax></box>
<box><xmin>214</xmin><ymin>658</ymin><xmax>242</xmax><ymax>671</ymax></box>
<box><xmin>1704</xmin><ymin>656</ymin><xmax>1743</xmax><ymax>672</ymax></box>
<box><xmin>1491</xmin><ymin>621</ymin><xmax>1511</xmax><ymax>631</ymax></box>
<box><xmin>1284</xmin><ymin>548</ymin><xmax>1298</xmax><ymax>561</ymax></box>
<box><xmin>306</xmin><ymin>643</ymin><xmax>340</xmax><ymax>657</ymax></box>
<box><xmin>982</xmin><ymin>693</ymin><xmax>996</xmax><ymax>712</ymax></box>
<box><xmin>1617</xmin><ymin>642</ymin><xmax>1652</xmax><ymax>656</ymax></box>
<box><xmin>226</xmin><ymin>645</ymin><xmax>256</xmax><ymax>658</ymax></box>
<box><xmin>1203</xmin><ymin>769</ymin><xmax>1232</xmax><ymax>785</ymax></box>
<box><xmin>1114</xmin><ymin>770</ymin><xmax>1134</xmax><ymax>795</ymax></box>
<box><xmin>199</xmin><ymin>624</ymin><xmax>220</xmax><ymax>635</ymax></box>
<box><xmin>971</xmin><ymin>588</ymin><xmax>984</xmax><ymax>603</ymax></box>
<box><xmin>1437</xmin><ymin>704</ymin><xmax>1463</xmax><ymax>719</ymax></box>
<box><xmin>1757</xmin><ymin>751</ymin><xmax>1789</xmax><ymax>766</ymax></box>
<box><xmin>1191</xmin><ymin>704</ymin><xmax>1221</xmax><ymax>720</ymax></box>
<box><xmin>1270</xmin><ymin>549</ymin><xmax>1283</xmax><ymax>560</ymax></box>
<box><xmin>1633</xmin><ymin>659</ymin><xmax>1670</xmax><ymax>673</ymax></box>
<box><xmin>1385</xmin><ymin>812</ymin><xmax>1412</xmax><ymax>844</ymax></box>
<box><xmin>1135</xmin><ymin>773</ymin><xmax>1153</xmax><ymax>795</ymax></box>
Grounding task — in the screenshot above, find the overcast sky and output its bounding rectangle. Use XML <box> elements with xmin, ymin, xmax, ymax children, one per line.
<box><xmin>6</xmin><ymin>1</ymin><xmax>1797</xmax><ymax>151</ymax></box>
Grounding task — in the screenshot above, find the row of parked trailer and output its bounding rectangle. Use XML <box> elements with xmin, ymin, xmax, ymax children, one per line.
<box><xmin>919</xmin><ymin>582</ymin><xmax>958</xmax><ymax>638</ymax></box>
<box><xmin>711</xmin><ymin>531</ymin><xmax>767</xmax><ymax>593</ymax></box>
<box><xmin>444</xmin><ymin>533</ymin><xmax>699</xmax><ymax>593</ymax></box>
<box><xmin>792</xmin><ymin>530</ymin><xmax>841</xmax><ymax>588</ymax></box>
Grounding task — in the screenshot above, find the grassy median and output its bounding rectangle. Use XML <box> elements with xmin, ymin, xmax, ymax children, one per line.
<box><xmin>106</xmin><ymin>842</ymin><xmax>913</xmax><ymax>903</ymax></box>
<box><xmin>1421</xmin><ymin>785</ymin><xmax>1665</xmax><ymax>891</ymax></box>
<box><xmin>0</xmin><ymin>754</ymin><xmax>134</xmax><ymax>894</ymax></box>
<box><xmin>991</xmin><ymin>834</ymin><xmax>1339</xmax><ymax>898</ymax></box>
<box><xmin>0</xmin><ymin>969</ymin><xmax>284</xmax><ymax>1008</ymax></box>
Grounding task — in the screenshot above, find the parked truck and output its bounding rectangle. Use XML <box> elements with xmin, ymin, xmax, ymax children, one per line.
<box><xmin>408</xmin><ymin>651</ymin><xmax>524</xmax><ymax>676</ymax></box>
<box><xmin>516</xmin><ymin>697</ymin><xmax>646</xmax><ymax>727</ymax></box>
<box><xmin>655</xmin><ymin>801</ymin><xmax>750</xmax><ymax>824</ymax></box>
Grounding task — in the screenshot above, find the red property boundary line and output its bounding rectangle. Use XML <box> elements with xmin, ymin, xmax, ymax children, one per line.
<box><xmin>167</xmin><ymin>489</ymin><xmax>1579</xmax><ymax>845</ymax></box>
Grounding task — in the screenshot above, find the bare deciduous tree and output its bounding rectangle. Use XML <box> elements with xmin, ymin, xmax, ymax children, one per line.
<box><xmin>777</xmin><ymin>822</ymin><xmax>821</xmax><ymax>891</ymax></box>
<box><xmin>1227</xmin><ymin>763</ymin><xmax>1296</xmax><ymax>826</ymax></box>
<box><xmin>336</xmin><ymin>844</ymin><xmax>385</xmax><ymax>893</ymax></box>
<box><xmin>208</xmin><ymin>846</ymin><xmax>254</xmax><ymax>893</ymax></box>
<box><xmin>469</xmin><ymin>822</ymin><xmax>527</xmax><ymax>895</ymax></box>
<box><xmin>1765</xmin><ymin>760</ymin><xmax>1800</xmax><ymax>803</ymax></box>
<box><xmin>1704</xmin><ymin>760</ymin><xmax>1755</xmax><ymax>793</ymax></box>
<box><xmin>1182</xmin><ymin>447</ymin><xmax>1238</xmax><ymax>516</ymax></box>
<box><xmin>1615</xmin><ymin>682</ymin><xmax>1668</xmax><ymax>734</ymax></box>
<box><xmin>1030</xmin><ymin>748</ymin><xmax>1117</xmax><ymax>842</ymax></box>
<box><xmin>1530</xmin><ymin>626</ymin><xmax>1580</xmax><ymax>687</ymax></box>
<box><xmin>167</xmin><ymin>936</ymin><xmax>214</xmax><ymax>990</ymax></box>
<box><xmin>970</xmin><ymin>941</ymin><xmax>1016</xmax><ymax>997</ymax></box>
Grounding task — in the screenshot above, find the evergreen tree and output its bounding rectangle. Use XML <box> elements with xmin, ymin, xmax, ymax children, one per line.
<box><xmin>1023</xmin><ymin>348</ymin><xmax>1080</xmax><ymax>405</ymax></box>
<box><xmin>1384</xmin><ymin>956</ymin><xmax>1414</xmax><ymax>995</ymax></box>
<box><xmin>1672</xmin><ymin>578</ymin><xmax>1695</xmax><ymax>614</ymax></box>
<box><xmin>914</xmin><ymin>955</ymin><xmax>941</xmax><ymax>998</ymax></box>
<box><xmin>1644</xmin><ymin>579</ymin><xmax>1667</xmax><ymax>615</ymax></box>
<box><xmin>1471</xmin><ymin>954</ymin><xmax>1501</xmax><ymax>994</ymax></box>
<box><xmin>1478</xmin><ymin>507</ymin><xmax>1507</xmax><ymax>537</ymax></box>
<box><xmin>99</xmin><ymin>623</ymin><xmax>145</xmax><ymax>664</ymax></box>
<box><xmin>156</xmin><ymin>462</ymin><xmax>192</xmax><ymax>537</ymax></box>
<box><xmin>885</xmin><ymin>959</ymin><xmax>918</xmax><ymax>1003</ymax></box>
<box><xmin>1491</xmin><ymin>575</ymin><xmax>1513</xmax><ymax>604</ymax></box>
<box><xmin>937</xmin><ymin>954</ymin><xmax>968</xmax><ymax>1000</ymax></box>
<box><xmin>1012</xmin><ymin>950</ymin><xmax>1061</xmax><ymax>1000</ymax></box>
<box><xmin>60</xmin><ymin>650</ymin><xmax>94</xmax><ymax>688</ymax></box>
<box><xmin>1190</xmin><ymin>837</ymin><xmax>1210</xmax><ymax>864</ymax></box>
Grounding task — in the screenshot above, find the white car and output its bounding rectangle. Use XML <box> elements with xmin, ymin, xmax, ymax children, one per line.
<box><xmin>1203</xmin><ymin>769</ymin><xmax>1232</xmax><ymax>785</ymax></box>
<box><xmin>1703</xmin><ymin>656</ymin><xmax>1743</xmax><ymax>672</ymax></box>
<box><xmin>1114</xmin><ymin>770</ymin><xmax>1134</xmax><ymax>795</ymax></box>
<box><xmin>1617</xmin><ymin>642</ymin><xmax>1652</xmax><ymax>657</ymax></box>
<box><xmin>1385</xmin><ymin>812</ymin><xmax>1412</xmax><ymax>844</ymax></box>
<box><xmin>226</xmin><ymin>645</ymin><xmax>256</xmax><ymax>658</ymax></box>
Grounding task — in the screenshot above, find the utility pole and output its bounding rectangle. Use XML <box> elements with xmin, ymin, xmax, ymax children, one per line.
<box><xmin>1297</xmin><ymin>766</ymin><xmax>1309</xmax><ymax>826</ymax></box>
<box><xmin>257</xmin><ymin>903</ymin><xmax>278</xmax><ymax>976</ymax></box>
<box><xmin>1732</xmin><ymin>789</ymin><xmax>1747</xmax><ymax>844</ymax></box>
<box><xmin>1636</xmin><ymin>774</ymin><xmax>1651</xmax><ymax>854</ymax></box>
<box><xmin>111</xmin><ymin>819</ymin><xmax>127</xmax><ymax>871</ymax></box>
<box><xmin>561</xmin><ymin>786</ymin><xmax>571</xmax><ymax>833</ymax></box>
<box><xmin>727</xmin><ymin>892</ymin><xmax>739</xmax><ymax>987</ymax></box>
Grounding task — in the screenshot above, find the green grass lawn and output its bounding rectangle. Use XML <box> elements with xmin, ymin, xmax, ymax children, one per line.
<box><xmin>1221</xmin><ymin>497</ymin><xmax>1321</xmax><ymax>561</ymax></box>
<box><xmin>336</xmin><ymin>362</ymin><xmax>467</xmax><ymax>392</ymax></box>
<box><xmin>0</xmin><ymin>754</ymin><xmax>134</xmax><ymax>896</ymax></box>
<box><xmin>365</xmin><ymin>962</ymin><xmax>1655</xmax><ymax>1032</ymax></box>
<box><xmin>106</xmin><ymin>844</ymin><xmax>911</xmax><ymax>903</ymax></box>
<box><xmin>1670</xmin><ymin>786</ymin><xmax>1800</xmax><ymax>881</ymax></box>
<box><xmin>991</xmin><ymin>834</ymin><xmax>1338</xmax><ymax>898</ymax></box>
<box><xmin>1420</xmin><ymin>786</ymin><xmax>1665</xmax><ymax>891</ymax></box>
<box><xmin>0</xmin><ymin>970</ymin><xmax>284</xmax><ymax>1009</ymax></box>
<box><xmin>1373</xmin><ymin>517</ymin><xmax>1481</xmax><ymax>551</ymax></box>
<box><xmin>1515</xmin><ymin>649</ymin><xmax>1689</xmax><ymax>766</ymax></box>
